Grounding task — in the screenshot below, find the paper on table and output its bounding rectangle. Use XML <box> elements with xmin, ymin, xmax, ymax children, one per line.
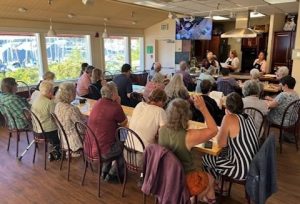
<box><xmin>209</xmin><ymin>91</ymin><xmax>224</xmax><ymax>109</ymax></box>
<box><xmin>220</xmin><ymin>63</ymin><xmax>228</xmax><ymax>68</ymax></box>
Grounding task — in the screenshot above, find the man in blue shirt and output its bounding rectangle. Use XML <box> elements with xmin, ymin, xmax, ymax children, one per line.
<box><xmin>113</xmin><ymin>63</ymin><xmax>133</xmax><ymax>106</ymax></box>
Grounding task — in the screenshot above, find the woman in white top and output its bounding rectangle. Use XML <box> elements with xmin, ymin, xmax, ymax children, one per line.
<box><xmin>225</xmin><ymin>50</ymin><xmax>240</xmax><ymax>72</ymax></box>
<box><xmin>253</xmin><ymin>51</ymin><xmax>267</xmax><ymax>74</ymax></box>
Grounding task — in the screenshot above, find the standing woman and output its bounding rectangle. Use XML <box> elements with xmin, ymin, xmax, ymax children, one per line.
<box><xmin>253</xmin><ymin>51</ymin><xmax>267</xmax><ymax>74</ymax></box>
<box><xmin>225</xmin><ymin>50</ymin><xmax>240</xmax><ymax>72</ymax></box>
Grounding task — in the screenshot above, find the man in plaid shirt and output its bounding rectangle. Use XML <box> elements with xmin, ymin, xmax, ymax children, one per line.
<box><xmin>0</xmin><ymin>77</ymin><xmax>30</xmax><ymax>130</ymax></box>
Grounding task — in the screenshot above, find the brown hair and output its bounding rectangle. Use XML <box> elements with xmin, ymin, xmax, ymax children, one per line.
<box><xmin>230</xmin><ymin>50</ymin><xmax>238</xmax><ymax>58</ymax></box>
<box><xmin>166</xmin><ymin>98</ymin><xmax>191</xmax><ymax>131</ymax></box>
<box><xmin>91</xmin><ymin>68</ymin><xmax>103</xmax><ymax>83</ymax></box>
<box><xmin>226</xmin><ymin>92</ymin><xmax>243</xmax><ymax>114</ymax></box>
<box><xmin>1</xmin><ymin>77</ymin><xmax>17</xmax><ymax>93</ymax></box>
<box><xmin>148</xmin><ymin>88</ymin><xmax>167</xmax><ymax>103</ymax></box>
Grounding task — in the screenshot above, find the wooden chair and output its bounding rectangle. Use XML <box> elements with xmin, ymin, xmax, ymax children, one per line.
<box><xmin>75</xmin><ymin>121</ymin><xmax>119</xmax><ymax>197</ymax></box>
<box><xmin>115</xmin><ymin>127</ymin><xmax>145</xmax><ymax>197</ymax></box>
<box><xmin>243</xmin><ymin>107</ymin><xmax>265</xmax><ymax>138</ymax></box>
<box><xmin>17</xmin><ymin>80</ymin><xmax>31</xmax><ymax>98</ymax></box>
<box><xmin>51</xmin><ymin>113</ymin><xmax>75</xmax><ymax>181</ymax></box>
<box><xmin>104</xmin><ymin>71</ymin><xmax>114</xmax><ymax>81</ymax></box>
<box><xmin>0</xmin><ymin>104</ymin><xmax>30</xmax><ymax>157</ymax></box>
<box><xmin>23</xmin><ymin>108</ymin><xmax>49</xmax><ymax>170</ymax></box>
<box><xmin>267</xmin><ymin>99</ymin><xmax>300</xmax><ymax>153</ymax></box>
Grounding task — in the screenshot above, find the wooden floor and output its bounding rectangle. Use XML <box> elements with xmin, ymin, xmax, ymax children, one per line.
<box><xmin>0</xmin><ymin>129</ymin><xmax>299</xmax><ymax>204</ymax></box>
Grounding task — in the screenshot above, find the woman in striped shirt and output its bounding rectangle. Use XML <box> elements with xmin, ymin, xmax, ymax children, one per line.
<box><xmin>202</xmin><ymin>93</ymin><xmax>259</xmax><ymax>184</ymax></box>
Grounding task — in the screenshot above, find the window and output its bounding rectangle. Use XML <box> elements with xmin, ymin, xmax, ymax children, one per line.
<box><xmin>131</xmin><ymin>37</ymin><xmax>143</xmax><ymax>71</ymax></box>
<box><xmin>104</xmin><ymin>36</ymin><xmax>127</xmax><ymax>73</ymax></box>
<box><xmin>0</xmin><ymin>34</ymin><xmax>40</xmax><ymax>84</ymax></box>
<box><xmin>46</xmin><ymin>35</ymin><xmax>89</xmax><ymax>80</ymax></box>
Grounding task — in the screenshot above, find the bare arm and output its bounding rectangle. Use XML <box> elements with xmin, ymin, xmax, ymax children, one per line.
<box><xmin>186</xmin><ymin>96</ymin><xmax>218</xmax><ymax>150</ymax></box>
<box><xmin>267</xmin><ymin>100</ymin><xmax>279</xmax><ymax>109</ymax></box>
<box><xmin>217</xmin><ymin>114</ymin><xmax>231</xmax><ymax>147</ymax></box>
<box><xmin>119</xmin><ymin>118</ymin><xmax>128</xmax><ymax>127</ymax></box>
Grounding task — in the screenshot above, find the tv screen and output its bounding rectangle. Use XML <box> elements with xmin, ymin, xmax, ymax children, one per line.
<box><xmin>176</xmin><ymin>17</ymin><xmax>212</xmax><ymax>40</ymax></box>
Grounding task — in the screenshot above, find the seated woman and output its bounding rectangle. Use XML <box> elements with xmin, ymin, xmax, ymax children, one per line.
<box><xmin>224</xmin><ymin>50</ymin><xmax>240</xmax><ymax>72</ymax></box>
<box><xmin>143</xmin><ymin>74</ymin><xmax>165</xmax><ymax>102</ymax></box>
<box><xmin>130</xmin><ymin>88</ymin><xmax>167</xmax><ymax>152</ymax></box>
<box><xmin>164</xmin><ymin>74</ymin><xmax>188</xmax><ymax>104</ymax></box>
<box><xmin>54</xmin><ymin>82</ymin><xmax>85</xmax><ymax>157</ymax></box>
<box><xmin>36</xmin><ymin>71</ymin><xmax>55</xmax><ymax>90</ymax></box>
<box><xmin>31</xmin><ymin>81</ymin><xmax>61</xmax><ymax>161</ymax></box>
<box><xmin>275</xmin><ymin>66</ymin><xmax>289</xmax><ymax>80</ymax></box>
<box><xmin>0</xmin><ymin>77</ymin><xmax>30</xmax><ymax>130</ymax></box>
<box><xmin>159</xmin><ymin>96</ymin><xmax>218</xmax><ymax>203</ymax></box>
<box><xmin>88</xmin><ymin>68</ymin><xmax>106</xmax><ymax>100</ymax></box>
<box><xmin>253</xmin><ymin>51</ymin><xmax>267</xmax><ymax>74</ymax></box>
<box><xmin>202</xmin><ymin>93</ymin><xmax>259</xmax><ymax>187</ymax></box>
<box><xmin>267</xmin><ymin>75</ymin><xmax>299</xmax><ymax>126</ymax></box>
<box><xmin>201</xmin><ymin>51</ymin><xmax>220</xmax><ymax>74</ymax></box>
<box><xmin>216</xmin><ymin>68</ymin><xmax>239</xmax><ymax>96</ymax></box>
<box><xmin>195</xmin><ymin>69</ymin><xmax>216</xmax><ymax>93</ymax></box>
<box><xmin>193</xmin><ymin>80</ymin><xmax>224</xmax><ymax>126</ymax></box>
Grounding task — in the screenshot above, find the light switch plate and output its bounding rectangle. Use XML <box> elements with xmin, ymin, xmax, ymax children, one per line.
<box><xmin>292</xmin><ymin>49</ymin><xmax>300</xmax><ymax>60</ymax></box>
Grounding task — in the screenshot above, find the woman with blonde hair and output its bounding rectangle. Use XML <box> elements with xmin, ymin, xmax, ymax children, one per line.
<box><xmin>164</xmin><ymin>73</ymin><xmax>187</xmax><ymax>103</ymax></box>
<box><xmin>54</xmin><ymin>82</ymin><xmax>85</xmax><ymax>157</ymax></box>
<box><xmin>225</xmin><ymin>50</ymin><xmax>240</xmax><ymax>72</ymax></box>
<box><xmin>159</xmin><ymin>96</ymin><xmax>217</xmax><ymax>203</ymax></box>
<box><xmin>88</xmin><ymin>68</ymin><xmax>107</xmax><ymax>99</ymax></box>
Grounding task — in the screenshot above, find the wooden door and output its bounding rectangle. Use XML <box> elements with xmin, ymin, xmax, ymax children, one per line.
<box><xmin>272</xmin><ymin>32</ymin><xmax>292</xmax><ymax>72</ymax></box>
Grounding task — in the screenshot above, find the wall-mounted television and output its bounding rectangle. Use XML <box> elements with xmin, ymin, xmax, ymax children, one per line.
<box><xmin>176</xmin><ymin>17</ymin><xmax>212</xmax><ymax>40</ymax></box>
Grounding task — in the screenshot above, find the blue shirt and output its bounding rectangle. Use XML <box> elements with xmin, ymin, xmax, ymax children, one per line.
<box><xmin>113</xmin><ymin>74</ymin><xmax>133</xmax><ymax>106</ymax></box>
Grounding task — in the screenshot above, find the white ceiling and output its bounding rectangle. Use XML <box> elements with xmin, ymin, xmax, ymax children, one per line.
<box><xmin>116</xmin><ymin>0</ymin><xmax>299</xmax><ymax>17</ymax></box>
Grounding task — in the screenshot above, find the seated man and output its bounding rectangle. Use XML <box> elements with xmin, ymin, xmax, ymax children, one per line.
<box><xmin>176</xmin><ymin>61</ymin><xmax>194</xmax><ymax>88</ymax></box>
<box><xmin>88</xmin><ymin>82</ymin><xmax>127</xmax><ymax>182</ymax></box>
<box><xmin>150</xmin><ymin>62</ymin><xmax>165</xmax><ymax>83</ymax></box>
<box><xmin>216</xmin><ymin>68</ymin><xmax>239</xmax><ymax>96</ymax></box>
<box><xmin>76</xmin><ymin>65</ymin><xmax>94</xmax><ymax>97</ymax></box>
<box><xmin>113</xmin><ymin>63</ymin><xmax>133</xmax><ymax>106</ymax></box>
<box><xmin>193</xmin><ymin>80</ymin><xmax>224</xmax><ymax>126</ymax></box>
<box><xmin>31</xmin><ymin>81</ymin><xmax>61</xmax><ymax>161</ymax></box>
<box><xmin>0</xmin><ymin>77</ymin><xmax>30</xmax><ymax>130</ymax></box>
<box><xmin>130</xmin><ymin>88</ymin><xmax>167</xmax><ymax>153</ymax></box>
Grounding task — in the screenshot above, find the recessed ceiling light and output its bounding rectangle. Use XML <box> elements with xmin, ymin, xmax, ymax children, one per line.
<box><xmin>205</xmin><ymin>15</ymin><xmax>230</xmax><ymax>21</ymax></box>
<box><xmin>18</xmin><ymin>7</ymin><xmax>28</xmax><ymax>13</ymax></box>
<box><xmin>250</xmin><ymin>11</ymin><xmax>266</xmax><ymax>18</ymax></box>
<box><xmin>67</xmin><ymin>13</ymin><xmax>76</xmax><ymax>18</ymax></box>
<box><xmin>264</xmin><ymin>0</ymin><xmax>297</xmax><ymax>4</ymax></box>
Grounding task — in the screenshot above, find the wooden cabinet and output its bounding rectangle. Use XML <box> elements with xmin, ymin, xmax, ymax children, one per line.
<box><xmin>272</xmin><ymin>31</ymin><xmax>295</xmax><ymax>74</ymax></box>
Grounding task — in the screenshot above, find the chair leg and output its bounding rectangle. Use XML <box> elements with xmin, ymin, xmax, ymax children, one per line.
<box><xmin>266</xmin><ymin>125</ymin><xmax>271</xmax><ymax>138</ymax></box>
<box><xmin>33</xmin><ymin>142</ymin><xmax>37</xmax><ymax>163</ymax></box>
<box><xmin>25</xmin><ymin>131</ymin><xmax>30</xmax><ymax>144</ymax></box>
<box><xmin>279</xmin><ymin>129</ymin><xmax>283</xmax><ymax>154</ymax></box>
<box><xmin>121</xmin><ymin>165</ymin><xmax>128</xmax><ymax>197</ymax></box>
<box><xmin>98</xmin><ymin>162</ymin><xmax>101</xmax><ymax>197</ymax></box>
<box><xmin>16</xmin><ymin>132</ymin><xmax>20</xmax><ymax>157</ymax></box>
<box><xmin>60</xmin><ymin>151</ymin><xmax>65</xmax><ymax>170</ymax></box>
<box><xmin>44</xmin><ymin>142</ymin><xmax>47</xmax><ymax>170</ymax></box>
<box><xmin>143</xmin><ymin>194</ymin><xmax>146</xmax><ymax>204</ymax></box>
<box><xmin>294</xmin><ymin>127</ymin><xmax>299</xmax><ymax>151</ymax></box>
<box><xmin>67</xmin><ymin>151</ymin><xmax>71</xmax><ymax>181</ymax></box>
<box><xmin>81</xmin><ymin>160</ymin><xmax>88</xmax><ymax>186</ymax></box>
<box><xmin>228</xmin><ymin>181</ymin><xmax>233</xmax><ymax>197</ymax></box>
<box><xmin>7</xmin><ymin>132</ymin><xmax>11</xmax><ymax>151</ymax></box>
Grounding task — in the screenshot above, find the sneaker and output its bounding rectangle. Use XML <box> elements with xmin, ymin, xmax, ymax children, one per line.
<box><xmin>104</xmin><ymin>174</ymin><xmax>120</xmax><ymax>184</ymax></box>
<box><xmin>71</xmin><ymin>152</ymin><xmax>81</xmax><ymax>158</ymax></box>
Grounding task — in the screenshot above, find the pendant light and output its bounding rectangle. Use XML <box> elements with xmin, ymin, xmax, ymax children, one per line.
<box><xmin>47</xmin><ymin>18</ymin><xmax>57</xmax><ymax>37</ymax></box>
<box><xmin>102</xmin><ymin>22</ymin><xmax>108</xmax><ymax>38</ymax></box>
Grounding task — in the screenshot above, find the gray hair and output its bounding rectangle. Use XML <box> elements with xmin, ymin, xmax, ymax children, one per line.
<box><xmin>276</xmin><ymin>66</ymin><xmax>289</xmax><ymax>79</ymax></box>
<box><xmin>242</xmin><ymin>80</ymin><xmax>261</xmax><ymax>97</ymax></box>
<box><xmin>43</xmin><ymin>71</ymin><xmax>55</xmax><ymax>81</ymax></box>
<box><xmin>101</xmin><ymin>81</ymin><xmax>118</xmax><ymax>99</ymax></box>
<box><xmin>250</xmin><ymin>69</ymin><xmax>260</xmax><ymax>80</ymax></box>
<box><xmin>166</xmin><ymin>98</ymin><xmax>191</xmax><ymax>131</ymax></box>
<box><xmin>164</xmin><ymin>74</ymin><xmax>186</xmax><ymax>99</ymax></box>
<box><xmin>39</xmin><ymin>80</ymin><xmax>54</xmax><ymax>96</ymax></box>
<box><xmin>152</xmin><ymin>73</ymin><xmax>164</xmax><ymax>83</ymax></box>
<box><xmin>55</xmin><ymin>82</ymin><xmax>76</xmax><ymax>104</ymax></box>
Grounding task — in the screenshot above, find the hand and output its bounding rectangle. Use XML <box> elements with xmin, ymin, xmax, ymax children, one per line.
<box><xmin>264</xmin><ymin>96</ymin><xmax>273</xmax><ymax>101</ymax></box>
<box><xmin>192</xmin><ymin>95</ymin><xmax>206</xmax><ymax>111</ymax></box>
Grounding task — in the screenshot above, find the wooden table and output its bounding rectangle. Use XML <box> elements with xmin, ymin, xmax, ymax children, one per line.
<box><xmin>75</xmin><ymin>98</ymin><xmax>222</xmax><ymax>156</ymax></box>
<box><xmin>213</xmin><ymin>73</ymin><xmax>278</xmax><ymax>82</ymax></box>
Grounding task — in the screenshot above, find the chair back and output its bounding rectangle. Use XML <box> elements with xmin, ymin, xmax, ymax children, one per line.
<box><xmin>104</xmin><ymin>71</ymin><xmax>113</xmax><ymax>81</ymax></box>
<box><xmin>23</xmin><ymin>108</ymin><xmax>46</xmax><ymax>136</ymax></box>
<box><xmin>51</xmin><ymin>113</ymin><xmax>71</xmax><ymax>151</ymax></box>
<box><xmin>75</xmin><ymin>121</ymin><xmax>100</xmax><ymax>161</ymax></box>
<box><xmin>280</xmin><ymin>99</ymin><xmax>300</xmax><ymax>128</ymax></box>
<box><xmin>217</xmin><ymin>80</ymin><xmax>235</xmax><ymax>96</ymax></box>
<box><xmin>0</xmin><ymin>104</ymin><xmax>18</xmax><ymax>130</ymax></box>
<box><xmin>88</xmin><ymin>84</ymin><xmax>101</xmax><ymax>100</ymax></box>
<box><xmin>17</xmin><ymin>80</ymin><xmax>31</xmax><ymax>98</ymax></box>
<box><xmin>115</xmin><ymin>127</ymin><xmax>145</xmax><ymax>173</ymax></box>
<box><xmin>243</xmin><ymin>107</ymin><xmax>265</xmax><ymax>138</ymax></box>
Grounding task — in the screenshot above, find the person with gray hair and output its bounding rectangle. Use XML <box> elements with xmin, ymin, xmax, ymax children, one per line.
<box><xmin>276</xmin><ymin>66</ymin><xmax>289</xmax><ymax>80</ymax></box>
<box><xmin>250</xmin><ymin>68</ymin><xmax>261</xmax><ymax>80</ymax></box>
<box><xmin>164</xmin><ymin>73</ymin><xmax>187</xmax><ymax>103</ymax></box>
<box><xmin>151</xmin><ymin>62</ymin><xmax>165</xmax><ymax>83</ymax></box>
<box><xmin>195</xmin><ymin>69</ymin><xmax>216</xmax><ymax>93</ymax></box>
<box><xmin>143</xmin><ymin>73</ymin><xmax>165</xmax><ymax>101</ymax></box>
<box><xmin>176</xmin><ymin>60</ymin><xmax>194</xmax><ymax>88</ymax></box>
<box><xmin>88</xmin><ymin>81</ymin><xmax>127</xmax><ymax>182</ymax></box>
<box><xmin>31</xmin><ymin>80</ymin><xmax>61</xmax><ymax>161</ymax></box>
<box><xmin>54</xmin><ymin>82</ymin><xmax>85</xmax><ymax>157</ymax></box>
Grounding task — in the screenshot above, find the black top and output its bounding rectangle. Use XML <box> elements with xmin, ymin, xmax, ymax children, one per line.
<box><xmin>113</xmin><ymin>74</ymin><xmax>133</xmax><ymax>106</ymax></box>
<box><xmin>87</xmin><ymin>80</ymin><xmax>103</xmax><ymax>100</ymax></box>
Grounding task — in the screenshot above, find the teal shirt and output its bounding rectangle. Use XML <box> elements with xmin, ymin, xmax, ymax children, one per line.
<box><xmin>158</xmin><ymin>126</ymin><xmax>196</xmax><ymax>173</ymax></box>
<box><xmin>0</xmin><ymin>93</ymin><xmax>30</xmax><ymax>129</ymax></box>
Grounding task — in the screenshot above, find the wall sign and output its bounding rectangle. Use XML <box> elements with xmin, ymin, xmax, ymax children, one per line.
<box><xmin>146</xmin><ymin>45</ymin><xmax>153</xmax><ymax>54</ymax></box>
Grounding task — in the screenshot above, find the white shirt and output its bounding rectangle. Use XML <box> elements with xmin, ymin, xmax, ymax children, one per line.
<box><xmin>225</xmin><ymin>57</ymin><xmax>240</xmax><ymax>72</ymax></box>
<box><xmin>129</xmin><ymin>102</ymin><xmax>167</xmax><ymax>152</ymax></box>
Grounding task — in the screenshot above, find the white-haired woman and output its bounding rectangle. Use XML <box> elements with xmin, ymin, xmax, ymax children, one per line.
<box><xmin>31</xmin><ymin>80</ymin><xmax>61</xmax><ymax>161</ymax></box>
<box><xmin>54</xmin><ymin>82</ymin><xmax>85</xmax><ymax>156</ymax></box>
<box><xmin>143</xmin><ymin>73</ymin><xmax>165</xmax><ymax>101</ymax></box>
<box><xmin>276</xmin><ymin>66</ymin><xmax>289</xmax><ymax>80</ymax></box>
<box><xmin>164</xmin><ymin>74</ymin><xmax>187</xmax><ymax>103</ymax></box>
